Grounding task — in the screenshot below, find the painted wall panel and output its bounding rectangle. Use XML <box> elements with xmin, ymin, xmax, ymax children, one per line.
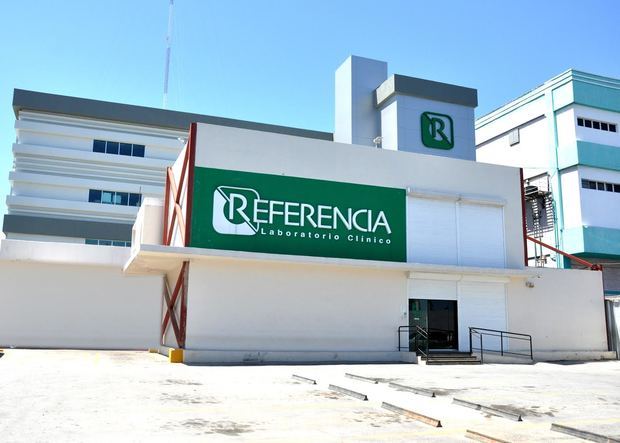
<box><xmin>572</xmin><ymin>104</ymin><xmax>620</xmax><ymax>148</ymax></box>
<box><xmin>407</xmin><ymin>197</ymin><xmax>457</xmax><ymax>265</ymax></box>
<box><xmin>458</xmin><ymin>203</ymin><xmax>505</xmax><ymax>268</ymax></box>
<box><xmin>457</xmin><ymin>282</ymin><xmax>506</xmax><ymax>351</ymax></box>
<box><xmin>0</xmin><ymin>261</ymin><xmax>162</xmax><ymax>349</ymax></box>
<box><xmin>408</xmin><ymin>279</ymin><xmax>457</xmax><ymax>300</ymax></box>
<box><xmin>392</xmin><ymin>96</ymin><xmax>476</xmax><ymax>160</ymax></box>
<box><xmin>185</xmin><ymin>260</ymin><xmax>406</xmax><ymax>351</ymax></box>
<box><xmin>476</xmin><ymin>116</ymin><xmax>551</xmax><ymax>177</ymax></box>
<box><xmin>579</xmin><ymin>166</ymin><xmax>620</xmax><ymax>230</ymax></box>
<box><xmin>506</xmin><ymin>267</ymin><xmax>607</xmax><ymax>352</ymax></box>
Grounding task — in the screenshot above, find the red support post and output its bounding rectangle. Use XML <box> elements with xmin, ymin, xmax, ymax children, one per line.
<box><xmin>520</xmin><ymin>168</ymin><xmax>528</xmax><ymax>267</ymax></box>
<box><xmin>184</xmin><ymin>123</ymin><xmax>197</xmax><ymax>247</ymax></box>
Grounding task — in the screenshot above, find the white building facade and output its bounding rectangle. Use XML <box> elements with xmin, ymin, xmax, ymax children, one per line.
<box><xmin>0</xmin><ymin>57</ymin><xmax>614</xmax><ymax>362</ymax></box>
<box><xmin>475</xmin><ymin>70</ymin><xmax>620</xmax><ymax>353</ymax></box>
<box><xmin>4</xmin><ymin>90</ymin><xmax>329</xmax><ymax>245</ymax></box>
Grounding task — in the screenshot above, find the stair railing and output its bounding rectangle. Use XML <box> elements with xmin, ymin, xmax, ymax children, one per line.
<box><xmin>469</xmin><ymin>327</ymin><xmax>533</xmax><ymax>364</ymax></box>
<box><xmin>397</xmin><ymin>325</ymin><xmax>429</xmax><ymax>357</ymax></box>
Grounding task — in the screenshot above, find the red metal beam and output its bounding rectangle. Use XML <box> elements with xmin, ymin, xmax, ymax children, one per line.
<box><xmin>526</xmin><ymin>235</ymin><xmax>603</xmax><ymax>271</ymax></box>
<box><xmin>184</xmin><ymin>123</ymin><xmax>197</xmax><ymax>247</ymax></box>
<box><xmin>161</xmin><ymin>276</ymin><xmax>182</xmax><ymax>346</ymax></box>
<box><xmin>179</xmin><ymin>261</ymin><xmax>189</xmax><ymax>348</ymax></box>
<box><xmin>162</xmin><ymin>168</ymin><xmax>171</xmax><ymax>245</ymax></box>
<box><xmin>520</xmin><ymin>168</ymin><xmax>528</xmax><ymax>267</ymax></box>
<box><xmin>161</xmin><ymin>261</ymin><xmax>189</xmax><ymax>347</ymax></box>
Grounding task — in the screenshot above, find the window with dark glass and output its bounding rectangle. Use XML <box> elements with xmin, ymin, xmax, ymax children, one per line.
<box><xmin>93</xmin><ymin>140</ymin><xmax>106</xmax><ymax>153</ymax></box>
<box><xmin>119</xmin><ymin>143</ymin><xmax>132</xmax><ymax>156</ymax></box>
<box><xmin>577</xmin><ymin>117</ymin><xmax>618</xmax><ymax>133</ymax></box>
<box><xmin>88</xmin><ymin>189</ymin><xmax>102</xmax><ymax>203</ymax></box>
<box><xmin>106</xmin><ymin>141</ymin><xmax>119</xmax><ymax>155</ymax></box>
<box><xmin>92</xmin><ymin>140</ymin><xmax>146</xmax><ymax>158</ymax></box>
<box><xmin>132</xmin><ymin>144</ymin><xmax>145</xmax><ymax>157</ymax></box>
<box><xmin>89</xmin><ymin>189</ymin><xmax>142</xmax><ymax>207</ymax></box>
<box><xmin>85</xmin><ymin>239</ymin><xmax>131</xmax><ymax>247</ymax></box>
<box><xmin>582</xmin><ymin>179</ymin><xmax>620</xmax><ymax>194</ymax></box>
<box><xmin>129</xmin><ymin>193</ymin><xmax>141</xmax><ymax>207</ymax></box>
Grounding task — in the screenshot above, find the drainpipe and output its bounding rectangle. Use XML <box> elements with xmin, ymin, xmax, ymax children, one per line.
<box><xmin>546</xmin><ymin>90</ymin><xmax>566</xmax><ymax>268</ymax></box>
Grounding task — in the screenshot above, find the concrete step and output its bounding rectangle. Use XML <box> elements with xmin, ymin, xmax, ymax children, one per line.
<box><xmin>422</xmin><ymin>352</ymin><xmax>473</xmax><ymax>359</ymax></box>
<box><xmin>426</xmin><ymin>359</ymin><xmax>481</xmax><ymax>365</ymax></box>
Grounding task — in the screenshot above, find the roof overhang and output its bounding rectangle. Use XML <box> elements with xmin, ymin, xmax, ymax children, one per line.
<box><xmin>124</xmin><ymin>243</ymin><xmax>533</xmax><ymax>280</ymax></box>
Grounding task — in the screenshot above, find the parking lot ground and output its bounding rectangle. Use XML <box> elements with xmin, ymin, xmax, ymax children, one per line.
<box><xmin>1</xmin><ymin>349</ymin><xmax>619</xmax><ymax>442</ymax></box>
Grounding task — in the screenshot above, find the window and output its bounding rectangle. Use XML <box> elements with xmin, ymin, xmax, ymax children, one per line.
<box><xmin>93</xmin><ymin>140</ymin><xmax>106</xmax><ymax>153</ymax></box>
<box><xmin>88</xmin><ymin>189</ymin><xmax>102</xmax><ymax>203</ymax></box>
<box><xmin>86</xmin><ymin>239</ymin><xmax>131</xmax><ymax>247</ymax></box>
<box><xmin>582</xmin><ymin>178</ymin><xmax>620</xmax><ymax>194</ymax></box>
<box><xmin>577</xmin><ymin>117</ymin><xmax>617</xmax><ymax>133</ymax></box>
<box><xmin>92</xmin><ymin>140</ymin><xmax>146</xmax><ymax>158</ymax></box>
<box><xmin>128</xmin><ymin>193</ymin><xmax>141</xmax><ymax>207</ymax></box>
<box><xmin>132</xmin><ymin>144</ymin><xmax>145</xmax><ymax>157</ymax></box>
<box><xmin>119</xmin><ymin>143</ymin><xmax>132</xmax><ymax>156</ymax></box>
<box><xmin>89</xmin><ymin>189</ymin><xmax>142</xmax><ymax>207</ymax></box>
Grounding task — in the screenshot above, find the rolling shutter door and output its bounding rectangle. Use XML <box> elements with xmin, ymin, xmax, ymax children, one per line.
<box><xmin>458</xmin><ymin>203</ymin><xmax>505</xmax><ymax>268</ymax></box>
<box><xmin>407</xmin><ymin>197</ymin><xmax>457</xmax><ymax>265</ymax></box>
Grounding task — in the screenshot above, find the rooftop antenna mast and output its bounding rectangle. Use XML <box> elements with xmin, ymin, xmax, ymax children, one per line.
<box><xmin>163</xmin><ymin>0</ymin><xmax>174</xmax><ymax>109</ymax></box>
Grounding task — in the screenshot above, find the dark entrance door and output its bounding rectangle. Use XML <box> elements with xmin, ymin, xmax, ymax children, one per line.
<box><xmin>408</xmin><ymin>299</ymin><xmax>458</xmax><ymax>350</ymax></box>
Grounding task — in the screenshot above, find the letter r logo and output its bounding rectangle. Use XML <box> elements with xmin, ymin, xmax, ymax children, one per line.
<box><xmin>421</xmin><ymin>112</ymin><xmax>454</xmax><ymax>150</ymax></box>
<box><xmin>212</xmin><ymin>186</ymin><xmax>260</xmax><ymax>236</ymax></box>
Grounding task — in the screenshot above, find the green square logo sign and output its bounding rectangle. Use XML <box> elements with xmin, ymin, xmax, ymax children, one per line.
<box><xmin>421</xmin><ymin>112</ymin><xmax>454</xmax><ymax>150</ymax></box>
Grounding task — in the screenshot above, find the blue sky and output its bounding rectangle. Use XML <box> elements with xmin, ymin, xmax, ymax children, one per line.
<box><xmin>1</xmin><ymin>0</ymin><xmax>619</xmax><ymax>225</ymax></box>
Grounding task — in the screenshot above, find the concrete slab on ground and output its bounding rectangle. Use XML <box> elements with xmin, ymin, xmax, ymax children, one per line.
<box><xmin>0</xmin><ymin>349</ymin><xmax>619</xmax><ymax>441</ymax></box>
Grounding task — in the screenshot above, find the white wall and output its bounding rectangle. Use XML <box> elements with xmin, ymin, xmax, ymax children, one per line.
<box><xmin>560</xmin><ymin>167</ymin><xmax>583</xmax><ymax>229</ymax></box>
<box><xmin>383</xmin><ymin>95</ymin><xmax>476</xmax><ymax>160</ymax></box>
<box><xmin>579</xmin><ymin>166</ymin><xmax>620</xmax><ymax>229</ymax></box>
<box><xmin>185</xmin><ymin>259</ymin><xmax>406</xmax><ymax>352</ymax></box>
<box><xmin>192</xmin><ymin>123</ymin><xmax>525</xmax><ymax>269</ymax></box>
<box><xmin>506</xmin><ymin>267</ymin><xmax>607</xmax><ymax>352</ymax></box>
<box><xmin>571</xmin><ymin>105</ymin><xmax>620</xmax><ymax>147</ymax></box>
<box><xmin>476</xmin><ymin>94</ymin><xmax>546</xmax><ymax>140</ymax></box>
<box><xmin>477</xmin><ymin>116</ymin><xmax>551</xmax><ymax>179</ymax></box>
<box><xmin>334</xmin><ymin>56</ymin><xmax>387</xmax><ymax>146</ymax></box>
<box><xmin>7</xmin><ymin>111</ymin><xmax>185</xmax><ymax>237</ymax></box>
<box><xmin>0</xmin><ymin>260</ymin><xmax>162</xmax><ymax>349</ymax></box>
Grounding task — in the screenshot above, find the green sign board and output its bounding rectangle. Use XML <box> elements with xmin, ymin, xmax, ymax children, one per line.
<box><xmin>421</xmin><ymin>111</ymin><xmax>454</xmax><ymax>150</ymax></box>
<box><xmin>190</xmin><ymin>167</ymin><xmax>407</xmax><ymax>262</ymax></box>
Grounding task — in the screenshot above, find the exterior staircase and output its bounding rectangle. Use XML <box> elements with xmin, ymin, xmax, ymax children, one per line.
<box><xmin>420</xmin><ymin>352</ymin><xmax>481</xmax><ymax>365</ymax></box>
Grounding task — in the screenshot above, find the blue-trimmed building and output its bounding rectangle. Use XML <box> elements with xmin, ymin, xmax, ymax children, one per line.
<box><xmin>476</xmin><ymin>70</ymin><xmax>620</xmax><ymax>300</ymax></box>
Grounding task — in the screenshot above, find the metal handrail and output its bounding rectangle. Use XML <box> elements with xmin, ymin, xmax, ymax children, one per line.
<box><xmin>398</xmin><ymin>325</ymin><xmax>429</xmax><ymax>357</ymax></box>
<box><xmin>526</xmin><ymin>235</ymin><xmax>602</xmax><ymax>271</ymax></box>
<box><xmin>469</xmin><ymin>327</ymin><xmax>533</xmax><ymax>364</ymax></box>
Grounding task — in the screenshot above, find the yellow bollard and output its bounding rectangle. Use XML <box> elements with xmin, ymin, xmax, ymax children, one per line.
<box><xmin>168</xmin><ymin>348</ymin><xmax>183</xmax><ymax>363</ymax></box>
